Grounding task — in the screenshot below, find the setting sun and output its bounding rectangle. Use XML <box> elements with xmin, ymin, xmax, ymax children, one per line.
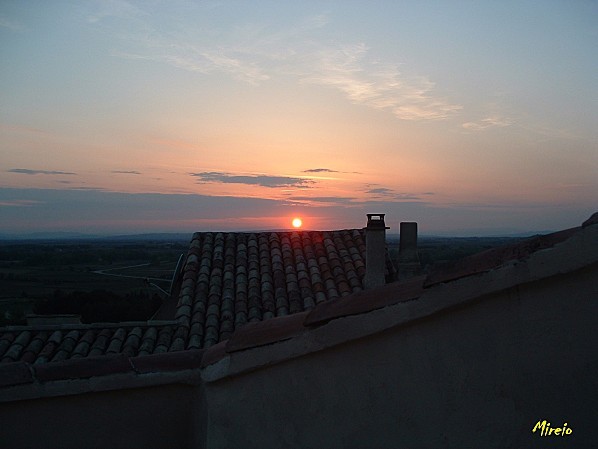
<box><xmin>292</xmin><ymin>218</ymin><xmax>303</xmax><ymax>228</ymax></box>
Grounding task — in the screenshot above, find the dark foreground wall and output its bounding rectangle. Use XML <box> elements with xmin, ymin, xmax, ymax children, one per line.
<box><xmin>0</xmin><ymin>349</ymin><xmax>207</xmax><ymax>449</ymax></box>
<box><xmin>204</xmin><ymin>264</ymin><xmax>597</xmax><ymax>449</ymax></box>
<box><xmin>1</xmin><ymin>382</ymin><xmax>205</xmax><ymax>449</ymax></box>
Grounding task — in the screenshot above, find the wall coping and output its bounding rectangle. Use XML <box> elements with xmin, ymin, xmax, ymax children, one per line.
<box><xmin>0</xmin><ymin>349</ymin><xmax>203</xmax><ymax>403</ymax></box>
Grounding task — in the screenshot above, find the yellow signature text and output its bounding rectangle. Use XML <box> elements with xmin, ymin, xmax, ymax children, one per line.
<box><xmin>532</xmin><ymin>420</ymin><xmax>572</xmax><ymax>437</ymax></box>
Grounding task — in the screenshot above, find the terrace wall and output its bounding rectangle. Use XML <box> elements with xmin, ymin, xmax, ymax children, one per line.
<box><xmin>202</xmin><ymin>263</ymin><xmax>597</xmax><ymax>448</ymax></box>
<box><xmin>0</xmin><ymin>352</ymin><xmax>206</xmax><ymax>449</ymax></box>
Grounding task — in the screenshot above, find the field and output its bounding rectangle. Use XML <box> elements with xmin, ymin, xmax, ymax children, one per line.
<box><xmin>0</xmin><ymin>235</ymin><xmax>523</xmax><ymax>326</ymax></box>
<box><xmin>0</xmin><ymin>238</ymin><xmax>189</xmax><ymax>325</ymax></box>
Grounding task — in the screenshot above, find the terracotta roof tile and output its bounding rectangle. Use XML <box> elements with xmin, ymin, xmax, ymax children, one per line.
<box><xmin>154</xmin><ymin>326</ymin><xmax>174</xmax><ymax>353</ymax></box>
<box><xmin>71</xmin><ymin>329</ymin><xmax>95</xmax><ymax>358</ymax></box>
<box><xmin>226</xmin><ymin>311</ymin><xmax>309</xmax><ymax>353</ymax></box>
<box><xmin>88</xmin><ymin>328</ymin><xmax>111</xmax><ymax>357</ymax></box>
<box><xmin>138</xmin><ymin>327</ymin><xmax>158</xmax><ymax>356</ymax></box>
<box><xmin>106</xmin><ymin>328</ymin><xmax>126</xmax><ymax>354</ymax></box>
<box><xmin>169</xmin><ymin>326</ymin><xmax>188</xmax><ymax>352</ymax></box>
<box><xmin>172</xmin><ymin>229</ymin><xmax>376</xmax><ymax>350</ymax></box>
<box><xmin>50</xmin><ymin>330</ymin><xmax>80</xmax><ymax>362</ymax></box>
<box><xmin>34</xmin><ymin>330</ymin><xmax>63</xmax><ymax>364</ymax></box>
<box><xmin>0</xmin><ymin>333</ymin><xmax>15</xmax><ymax>359</ymax></box>
<box><xmin>0</xmin><ymin>361</ymin><xmax>33</xmax><ymax>387</ymax></box>
<box><xmin>0</xmin><ymin>323</ymin><xmax>180</xmax><ymax>366</ymax></box>
<box><xmin>1</xmin><ymin>331</ymin><xmax>30</xmax><ymax>363</ymax></box>
<box><xmin>121</xmin><ymin>327</ymin><xmax>143</xmax><ymax>356</ymax></box>
<box><xmin>20</xmin><ymin>332</ymin><xmax>48</xmax><ymax>364</ymax></box>
<box><xmin>304</xmin><ymin>276</ymin><xmax>426</xmax><ymax>327</ymax></box>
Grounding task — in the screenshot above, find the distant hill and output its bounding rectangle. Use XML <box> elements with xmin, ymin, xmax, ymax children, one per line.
<box><xmin>0</xmin><ymin>231</ymin><xmax>100</xmax><ymax>241</ymax></box>
<box><xmin>1</xmin><ymin>228</ymin><xmax>555</xmax><ymax>242</ymax></box>
<box><xmin>0</xmin><ymin>232</ymin><xmax>191</xmax><ymax>242</ymax></box>
<box><xmin>98</xmin><ymin>233</ymin><xmax>191</xmax><ymax>242</ymax></box>
<box><xmin>388</xmin><ymin>230</ymin><xmax>555</xmax><ymax>239</ymax></box>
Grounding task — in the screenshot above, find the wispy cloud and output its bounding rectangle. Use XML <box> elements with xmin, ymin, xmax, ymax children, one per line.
<box><xmin>302</xmin><ymin>167</ymin><xmax>363</xmax><ymax>175</ymax></box>
<box><xmin>301</xmin><ymin>43</ymin><xmax>462</xmax><ymax>120</ymax></box>
<box><xmin>191</xmin><ymin>171</ymin><xmax>313</xmax><ymax>188</ymax></box>
<box><xmin>112</xmin><ymin>170</ymin><xmax>142</xmax><ymax>175</ymax></box>
<box><xmin>287</xmin><ymin>196</ymin><xmax>356</xmax><ymax>206</ymax></box>
<box><xmin>366</xmin><ymin>187</ymin><xmax>395</xmax><ymax>196</ymax></box>
<box><xmin>116</xmin><ymin>49</ymin><xmax>269</xmax><ymax>85</ymax></box>
<box><xmin>91</xmin><ymin>6</ymin><xmax>460</xmax><ymax>119</ymax></box>
<box><xmin>365</xmin><ymin>186</ymin><xmax>432</xmax><ymax>202</ymax></box>
<box><xmin>8</xmin><ymin>168</ymin><xmax>77</xmax><ymax>176</ymax></box>
<box><xmin>85</xmin><ymin>0</ymin><xmax>146</xmax><ymax>24</ymax></box>
<box><xmin>198</xmin><ymin>50</ymin><xmax>269</xmax><ymax>84</ymax></box>
<box><xmin>303</xmin><ymin>168</ymin><xmax>339</xmax><ymax>173</ymax></box>
<box><xmin>462</xmin><ymin>116</ymin><xmax>513</xmax><ymax>131</ymax></box>
<box><xmin>0</xmin><ymin>200</ymin><xmax>41</xmax><ymax>207</ymax></box>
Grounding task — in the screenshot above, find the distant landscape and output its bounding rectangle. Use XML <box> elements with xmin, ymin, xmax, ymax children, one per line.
<box><xmin>0</xmin><ymin>237</ymin><xmax>190</xmax><ymax>326</ymax></box>
<box><xmin>0</xmin><ymin>234</ymin><xmax>524</xmax><ymax>326</ymax></box>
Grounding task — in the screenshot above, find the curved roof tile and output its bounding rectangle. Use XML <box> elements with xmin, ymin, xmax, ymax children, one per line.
<box><xmin>169</xmin><ymin>229</ymin><xmax>370</xmax><ymax>350</ymax></box>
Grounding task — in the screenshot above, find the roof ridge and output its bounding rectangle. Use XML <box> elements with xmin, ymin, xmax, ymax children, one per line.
<box><xmin>424</xmin><ymin>226</ymin><xmax>581</xmax><ymax>287</ymax></box>
<box><xmin>191</xmin><ymin>228</ymin><xmax>364</xmax><ymax>235</ymax></box>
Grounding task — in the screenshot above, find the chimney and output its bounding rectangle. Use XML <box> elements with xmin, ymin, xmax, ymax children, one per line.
<box><xmin>364</xmin><ymin>213</ymin><xmax>388</xmax><ymax>289</ymax></box>
<box><xmin>398</xmin><ymin>221</ymin><xmax>420</xmax><ymax>280</ymax></box>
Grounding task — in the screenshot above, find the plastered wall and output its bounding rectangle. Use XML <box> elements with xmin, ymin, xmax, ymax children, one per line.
<box><xmin>0</xmin><ymin>382</ymin><xmax>206</xmax><ymax>449</ymax></box>
<box><xmin>204</xmin><ymin>265</ymin><xmax>597</xmax><ymax>449</ymax></box>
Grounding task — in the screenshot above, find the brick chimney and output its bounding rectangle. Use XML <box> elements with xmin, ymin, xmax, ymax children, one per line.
<box><xmin>398</xmin><ymin>221</ymin><xmax>420</xmax><ymax>280</ymax></box>
<box><xmin>364</xmin><ymin>213</ymin><xmax>388</xmax><ymax>289</ymax></box>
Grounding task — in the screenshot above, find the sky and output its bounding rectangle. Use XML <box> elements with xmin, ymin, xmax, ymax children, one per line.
<box><xmin>1</xmin><ymin>0</ymin><xmax>596</xmax><ymax>236</ymax></box>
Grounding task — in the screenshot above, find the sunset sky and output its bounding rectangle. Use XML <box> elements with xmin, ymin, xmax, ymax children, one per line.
<box><xmin>1</xmin><ymin>1</ymin><xmax>596</xmax><ymax>236</ymax></box>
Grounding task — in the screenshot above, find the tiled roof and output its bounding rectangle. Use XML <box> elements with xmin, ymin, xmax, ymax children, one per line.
<box><xmin>174</xmin><ymin>229</ymin><xmax>385</xmax><ymax>348</ymax></box>
<box><xmin>0</xmin><ymin>349</ymin><xmax>203</xmax><ymax>389</ymax></box>
<box><xmin>0</xmin><ymin>228</ymin><xmax>392</xmax><ymax>364</ymax></box>
<box><xmin>0</xmin><ymin>323</ymin><xmax>179</xmax><ymax>365</ymax></box>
